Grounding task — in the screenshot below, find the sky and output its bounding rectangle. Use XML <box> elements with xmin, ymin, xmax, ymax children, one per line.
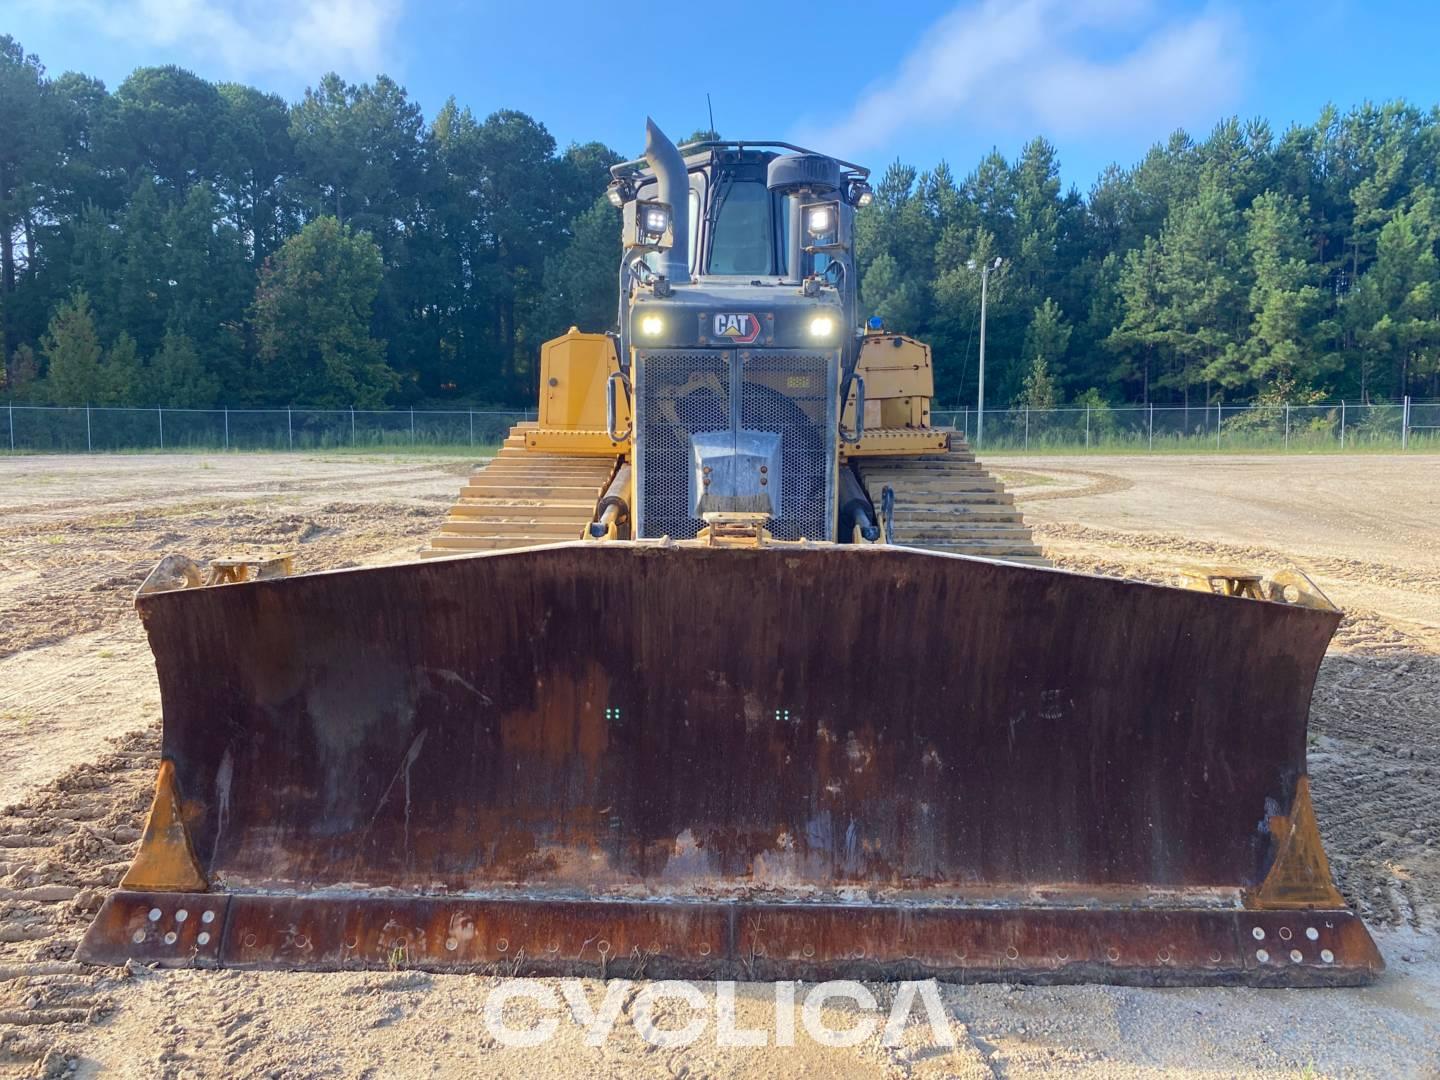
<box><xmin>5</xmin><ymin>0</ymin><xmax>1440</xmax><ymax>191</ymax></box>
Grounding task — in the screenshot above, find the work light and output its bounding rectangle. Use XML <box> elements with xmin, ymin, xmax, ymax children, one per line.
<box><xmin>641</xmin><ymin>201</ymin><xmax>670</xmax><ymax>238</ymax></box>
<box><xmin>805</xmin><ymin>202</ymin><xmax>839</xmax><ymax>238</ymax></box>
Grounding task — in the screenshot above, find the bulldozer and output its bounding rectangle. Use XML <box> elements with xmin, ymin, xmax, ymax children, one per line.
<box><xmin>80</xmin><ymin>121</ymin><xmax>1381</xmax><ymax>986</ymax></box>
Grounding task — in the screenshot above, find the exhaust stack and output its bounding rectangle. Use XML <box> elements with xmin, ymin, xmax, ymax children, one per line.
<box><xmin>644</xmin><ymin>119</ymin><xmax>690</xmax><ymax>284</ymax></box>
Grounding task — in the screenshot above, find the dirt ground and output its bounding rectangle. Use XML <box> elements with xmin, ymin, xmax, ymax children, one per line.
<box><xmin>1</xmin><ymin>451</ymin><xmax>1438</xmax><ymax>1079</ymax></box>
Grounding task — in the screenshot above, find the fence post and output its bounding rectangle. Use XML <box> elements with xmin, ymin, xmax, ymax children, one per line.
<box><xmin>1402</xmin><ymin>395</ymin><xmax>1410</xmax><ymax>450</ymax></box>
<box><xmin>224</xmin><ymin>407</ymin><xmax>229</xmax><ymax>451</ymax></box>
<box><xmin>1024</xmin><ymin>407</ymin><xmax>1030</xmax><ymax>451</ymax></box>
<box><xmin>1216</xmin><ymin>403</ymin><xmax>1221</xmax><ymax>450</ymax></box>
<box><xmin>1284</xmin><ymin>403</ymin><xmax>1290</xmax><ymax>450</ymax></box>
<box><xmin>157</xmin><ymin>406</ymin><xmax>163</xmax><ymax>450</ymax></box>
<box><xmin>1148</xmin><ymin>402</ymin><xmax>1154</xmax><ymax>451</ymax></box>
<box><xmin>468</xmin><ymin>409</ymin><xmax>474</xmax><ymax>447</ymax></box>
<box><xmin>351</xmin><ymin>407</ymin><xmax>356</xmax><ymax>446</ymax></box>
<box><xmin>410</xmin><ymin>407</ymin><xmax>416</xmax><ymax>442</ymax></box>
<box><xmin>7</xmin><ymin>401</ymin><xmax>13</xmax><ymax>451</ymax></box>
<box><xmin>1085</xmin><ymin>405</ymin><xmax>1091</xmax><ymax>449</ymax></box>
<box><xmin>86</xmin><ymin>405</ymin><xmax>92</xmax><ymax>452</ymax></box>
<box><xmin>287</xmin><ymin>407</ymin><xmax>293</xmax><ymax>450</ymax></box>
<box><xmin>1340</xmin><ymin>400</ymin><xmax>1345</xmax><ymax>450</ymax></box>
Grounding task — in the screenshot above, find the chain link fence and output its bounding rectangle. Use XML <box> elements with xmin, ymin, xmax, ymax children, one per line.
<box><xmin>933</xmin><ymin>398</ymin><xmax>1437</xmax><ymax>452</ymax></box>
<box><xmin>1</xmin><ymin>400</ymin><xmax>1435</xmax><ymax>454</ymax></box>
<box><xmin>1</xmin><ymin>406</ymin><xmax>538</xmax><ymax>453</ymax></box>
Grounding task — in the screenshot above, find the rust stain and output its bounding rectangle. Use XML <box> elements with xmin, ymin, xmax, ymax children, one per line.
<box><xmin>1249</xmin><ymin>776</ymin><xmax>1347</xmax><ymax>910</ymax></box>
<box><xmin>120</xmin><ymin>760</ymin><xmax>208</xmax><ymax>892</ymax></box>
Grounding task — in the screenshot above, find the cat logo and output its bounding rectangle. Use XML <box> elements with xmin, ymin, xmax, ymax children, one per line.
<box><xmin>712</xmin><ymin>312</ymin><xmax>762</xmax><ymax>344</ymax></box>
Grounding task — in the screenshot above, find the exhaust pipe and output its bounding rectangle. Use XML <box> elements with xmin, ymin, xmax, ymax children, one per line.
<box><xmin>644</xmin><ymin>119</ymin><xmax>691</xmax><ymax>285</ymax></box>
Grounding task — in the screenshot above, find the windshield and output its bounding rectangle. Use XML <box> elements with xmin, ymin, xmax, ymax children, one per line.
<box><xmin>708</xmin><ymin>179</ymin><xmax>774</xmax><ymax>276</ymax></box>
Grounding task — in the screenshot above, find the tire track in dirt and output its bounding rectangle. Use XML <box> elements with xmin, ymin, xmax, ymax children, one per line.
<box><xmin>0</xmin><ymin>501</ymin><xmax>447</xmax><ymax>662</ymax></box>
<box><xmin>0</xmin><ymin>729</ymin><xmax>156</xmax><ymax>1078</ymax></box>
<box><xmin>999</xmin><ymin>467</ymin><xmax>1135</xmax><ymax>503</ymax></box>
<box><xmin>1035</xmin><ymin>521</ymin><xmax>1440</xmax><ymax>598</ymax></box>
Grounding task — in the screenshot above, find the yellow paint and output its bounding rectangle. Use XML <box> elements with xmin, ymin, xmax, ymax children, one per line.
<box><xmin>120</xmin><ymin>759</ymin><xmax>208</xmax><ymax>892</ymax></box>
<box><xmin>840</xmin><ymin>429</ymin><xmax>952</xmax><ymax>459</ymax></box>
<box><xmin>537</xmin><ymin>329</ymin><xmax>628</xmax><ymax>436</ymax></box>
<box><xmin>843</xmin><ymin>334</ymin><xmax>935</xmax><ymax>432</ymax></box>
<box><xmin>525</xmin><ymin>428</ymin><xmax>629</xmax><ymax>456</ymax></box>
<box><xmin>1247</xmin><ymin>776</ymin><xmax>1346</xmax><ymax>910</ymax></box>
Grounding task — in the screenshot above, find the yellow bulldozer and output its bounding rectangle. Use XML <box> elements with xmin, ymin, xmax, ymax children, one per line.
<box><xmin>80</xmin><ymin>121</ymin><xmax>1380</xmax><ymax>986</ymax></box>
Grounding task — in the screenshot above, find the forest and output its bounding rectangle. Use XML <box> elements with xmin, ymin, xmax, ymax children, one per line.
<box><xmin>2</xmin><ymin>33</ymin><xmax>1438</xmax><ymax>410</ymax></box>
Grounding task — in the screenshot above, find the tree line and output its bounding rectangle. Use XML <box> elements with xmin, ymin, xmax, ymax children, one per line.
<box><xmin>2</xmin><ymin>34</ymin><xmax>1438</xmax><ymax>410</ymax></box>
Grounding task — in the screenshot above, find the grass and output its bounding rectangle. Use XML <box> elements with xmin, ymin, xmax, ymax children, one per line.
<box><xmin>0</xmin><ymin>443</ymin><xmax>500</xmax><ymax>460</ymax></box>
<box><xmin>977</xmin><ymin>438</ymin><xmax>1439</xmax><ymax>457</ymax></box>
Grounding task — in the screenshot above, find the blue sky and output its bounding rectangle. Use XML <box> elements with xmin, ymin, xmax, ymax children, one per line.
<box><xmin>6</xmin><ymin>0</ymin><xmax>1440</xmax><ymax>191</ymax></box>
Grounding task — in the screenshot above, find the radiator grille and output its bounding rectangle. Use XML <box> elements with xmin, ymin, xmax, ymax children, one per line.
<box><xmin>635</xmin><ymin>349</ymin><xmax>836</xmax><ymax>541</ymax></box>
<box><xmin>740</xmin><ymin>351</ymin><xmax>830</xmax><ymax>541</ymax></box>
<box><xmin>637</xmin><ymin>350</ymin><xmax>730</xmax><ymax>540</ymax></box>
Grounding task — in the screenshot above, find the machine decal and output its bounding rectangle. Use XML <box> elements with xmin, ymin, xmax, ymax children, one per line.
<box><xmin>713</xmin><ymin>313</ymin><xmax>762</xmax><ymax>344</ymax></box>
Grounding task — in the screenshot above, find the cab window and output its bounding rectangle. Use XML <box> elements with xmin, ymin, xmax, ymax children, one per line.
<box><xmin>708</xmin><ymin>180</ymin><xmax>773</xmax><ymax>275</ymax></box>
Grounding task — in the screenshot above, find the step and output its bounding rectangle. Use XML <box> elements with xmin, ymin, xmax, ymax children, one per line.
<box><xmin>450</xmin><ymin>501</ymin><xmax>595</xmax><ymax>519</ymax></box>
<box><xmin>891</xmin><ymin>507</ymin><xmax>1028</xmax><ymax>524</ymax></box>
<box><xmin>463</xmin><ymin>483</ymin><xmax>606</xmax><ymax>498</ymax></box>
<box><xmin>897</xmin><ymin>524</ymin><xmax>1038</xmax><ymax>541</ymax></box>
<box><xmin>426</xmin><ymin>535</ymin><xmax>570</xmax><ymax>552</ymax></box>
<box><xmin>907</xmin><ymin>541</ymin><xmax>1045</xmax><ymax>557</ymax></box>
<box><xmin>881</xmin><ymin>490</ymin><xmax>1016</xmax><ymax>506</ymax></box>
<box><xmin>858</xmin><ymin>457</ymin><xmax>979</xmax><ymax>470</ymax></box>
<box><xmin>438</xmin><ymin>520</ymin><xmax>586</xmax><ymax>537</ymax></box>
<box><xmin>861</xmin><ymin>464</ymin><xmax>989</xmax><ymax>478</ymax></box>
<box><xmin>471</xmin><ymin>469</ymin><xmax>612</xmax><ymax>484</ymax></box>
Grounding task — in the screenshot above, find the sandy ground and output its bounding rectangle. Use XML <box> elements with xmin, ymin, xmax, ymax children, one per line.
<box><xmin>1</xmin><ymin>451</ymin><xmax>1438</xmax><ymax>1079</ymax></box>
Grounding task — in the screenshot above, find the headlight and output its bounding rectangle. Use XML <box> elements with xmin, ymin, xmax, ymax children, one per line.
<box><xmin>808</xmin><ymin>316</ymin><xmax>835</xmax><ymax>339</ymax></box>
<box><xmin>855</xmin><ymin>188</ymin><xmax>874</xmax><ymax>207</ymax></box>
<box><xmin>606</xmin><ymin>185</ymin><xmax>625</xmax><ymax>208</ymax></box>
<box><xmin>640</xmin><ymin>315</ymin><xmax>664</xmax><ymax>337</ymax></box>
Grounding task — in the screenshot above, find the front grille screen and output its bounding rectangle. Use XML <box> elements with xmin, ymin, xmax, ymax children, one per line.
<box><xmin>635</xmin><ymin>349</ymin><xmax>836</xmax><ymax>541</ymax></box>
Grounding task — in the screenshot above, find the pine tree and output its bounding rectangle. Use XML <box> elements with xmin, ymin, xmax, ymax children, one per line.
<box><xmin>1352</xmin><ymin>189</ymin><xmax>1440</xmax><ymax>398</ymax></box>
<box><xmin>103</xmin><ymin>331</ymin><xmax>142</xmax><ymax>405</ymax></box>
<box><xmin>3</xmin><ymin>343</ymin><xmax>38</xmax><ymax>400</ymax></box>
<box><xmin>152</xmin><ymin>329</ymin><xmax>219</xmax><ymax>407</ymax></box>
<box><xmin>1237</xmin><ymin>192</ymin><xmax>1327</xmax><ymax>391</ymax></box>
<box><xmin>1016</xmin><ymin>299</ymin><xmax>1069</xmax><ymax>408</ymax></box>
<box><xmin>41</xmin><ymin>291</ymin><xmax>104</xmax><ymax>404</ymax></box>
<box><xmin>117</xmin><ymin>177</ymin><xmax>169</xmax><ymax>355</ymax></box>
<box><xmin>1016</xmin><ymin>354</ymin><xmax>1058</xmax><ymax>410</ymax></box>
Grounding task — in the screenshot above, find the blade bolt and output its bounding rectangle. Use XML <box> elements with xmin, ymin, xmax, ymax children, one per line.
<box><xmin>759</xmin><ymin>465</ymin><xmax>768</xmax><ymax>473</ymax></box>
<box><xmin>760</xmin><ymin>477</ymin><xmax>768</xmax><ymax>486</ymax></box>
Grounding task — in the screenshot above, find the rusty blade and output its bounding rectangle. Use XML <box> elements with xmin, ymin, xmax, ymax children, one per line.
<box><xmin>79</xmin><ymin>543</ymin><xmax>1381</xmax><ymax>984</ymax></box>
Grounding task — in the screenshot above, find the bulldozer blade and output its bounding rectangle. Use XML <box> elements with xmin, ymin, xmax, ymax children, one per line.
<box><xmin>79</xmin><ymin>543</ymin><xmax>1381</xmax><ymax>985</ymax></box>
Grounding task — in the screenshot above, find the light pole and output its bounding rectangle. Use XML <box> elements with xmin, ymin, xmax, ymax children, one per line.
<box><xmin>967</xmin><ymin>256</ymin><xmax>1002</xmax><ymax>447</ymax></box>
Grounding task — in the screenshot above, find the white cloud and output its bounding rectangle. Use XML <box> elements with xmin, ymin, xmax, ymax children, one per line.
<box><xmin>799</xmin><ymin>0</ymin><xmax>1244</xmax><ymax>156</ymax></box>
<box><xmin>20</xmin><ymin>0</ymin><xmax>402</xmax><ymax>81</ymax></box>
